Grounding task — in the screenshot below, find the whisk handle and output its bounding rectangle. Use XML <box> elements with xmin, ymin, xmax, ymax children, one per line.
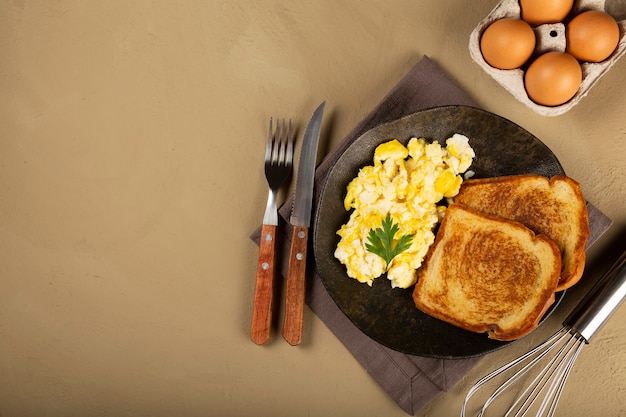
<box><xmin>565</xmin><ymin>248</ymin><xmax>626</xmax><ymax>343</ymax></box>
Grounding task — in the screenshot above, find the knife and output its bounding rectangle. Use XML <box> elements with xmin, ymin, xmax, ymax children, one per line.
<box><xmin>282</xmin><ymin>101</ymin><xmax>325</xmax><ymax>346</ymax></box>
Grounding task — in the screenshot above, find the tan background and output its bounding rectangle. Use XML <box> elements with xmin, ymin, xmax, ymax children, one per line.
<box><xmin>1</xmin><ymin>1</ymin><xmax>625</xmax><ymax>416</ymax></box>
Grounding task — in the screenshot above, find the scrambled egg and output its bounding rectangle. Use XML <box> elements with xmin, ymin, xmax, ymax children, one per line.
<box><xmin>334</xmin><ymin>134</ymin><xmax>475</xmax><ymax>288</ymax></box>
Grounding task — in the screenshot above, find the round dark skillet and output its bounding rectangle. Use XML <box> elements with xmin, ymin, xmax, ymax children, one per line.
<box><xmin>313</xmin><ymin>105</ymin><xmax>566</xmax><ymax>359</ymax></box>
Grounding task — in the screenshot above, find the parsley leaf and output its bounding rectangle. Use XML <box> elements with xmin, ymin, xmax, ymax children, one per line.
<box><xmin>365</xmin><ymin>214</ymin><xmax>414</xmax><ymax>269</ymax></box>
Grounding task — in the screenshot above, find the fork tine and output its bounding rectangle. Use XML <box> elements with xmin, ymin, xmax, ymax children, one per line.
<box><xmin>286</xmin><ymin>119</ymin><xmax>294</xmax><ymax>167</ymax></box>
<box><xmin>265</xmin><ymin>117</ymin><xmax>273</xmax><ymax>162</ymax></box>
<box><xmin>271</xmin><ymin>118</ymin><xmax>281</xmax><ymax>165</ymax></box>
<box><xmin>270</xmin><ymin>118</ymin><xmax>280</xmax><ymax>165</ymax></box>
<box><xmin>278</xmin><ymin>118</ymin><xmax>286</xmax><ymax>166</ymax></box>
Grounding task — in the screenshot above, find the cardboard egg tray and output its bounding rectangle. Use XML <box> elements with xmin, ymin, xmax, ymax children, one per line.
<box><xmin>469</xmin><ymin>0</ymin><xmax>626</xmax><ymax>116</ymax></box>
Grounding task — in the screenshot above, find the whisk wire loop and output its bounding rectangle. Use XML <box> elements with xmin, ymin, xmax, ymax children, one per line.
<box><xmin>462</xmin><ymin>327</ymin><xmax>585</xmax><ymax>417</ymax></box>
<box><xmin>541</xmin><ymin>335</ymin><xmax>584</xmax><ymax>417</ymax></box>
<box><xmin>511</xmin><ymin>330</ymin><xmax>583</xmax><ymax>417</ymax></box>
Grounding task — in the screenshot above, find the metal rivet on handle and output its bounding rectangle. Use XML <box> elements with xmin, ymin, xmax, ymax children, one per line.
<box><xmin>296</xmin><ymin>253</ymin><xmax>303</xmax><ymax>261</ymax></box>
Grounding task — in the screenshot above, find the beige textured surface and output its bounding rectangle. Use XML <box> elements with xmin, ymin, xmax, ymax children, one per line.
<box><xmin>0</xmin><ymin>1</ymin><xmax>624</xmax><ymax>416</ymax></box>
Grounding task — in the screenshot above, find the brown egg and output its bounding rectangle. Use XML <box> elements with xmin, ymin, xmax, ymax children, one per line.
<box><xmin>524</xmin><ymin>51</ymin><xmax>582</xmax><ymax>106</ymax></box>
<box><xmin>520</xmin><ymin>0</ymin><xmax>574</xmax><ymax>26</ymax></box>
<box><xmin>566</xmin><ymin>10</ymin><xmax>620</xmax><ymax>63</ymax></box>
<box><xmin>480</xmin><ymin>18</ymin><xmax>536</xmax><ymax>69</ymax></box>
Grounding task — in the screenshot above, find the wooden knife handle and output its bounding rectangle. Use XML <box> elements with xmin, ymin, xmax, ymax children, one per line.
<box><xmin>282</xmin><ymin>225</ymin><xmax>308</xmax><ymax>345</ymax></box>
<box><xmin>250</xmin><ymin>224</ymin><xmax>277</xmax><ymax>345</ymax></box>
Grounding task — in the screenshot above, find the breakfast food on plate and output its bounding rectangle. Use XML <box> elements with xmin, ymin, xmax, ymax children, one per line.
<box><xmin>334</xmin><ymin>135</ymin><xmax>475</xmax><ymax>288</ymax></box>
<box><xmin>333</xmin><ymin>133</ymin><xmax>588</xmax><ymax>340</ymax></box>
<box><xmin>566</xmin><ymin>10</ymin><xmax>620</xmax><ymax>63</ymax></box>
<box><xmin>480</xmin><ymin>18</ymin><xmax>536</xmax><ymax>69</ymax></box>
<box><xmin>412</xmin><ymin>204</ymin><xmax>562</xmax><ymax>341</ymax></box>
<box><xmin>454</xmin><ymin>174</ymin><xmax>589</xmax><ymax>291</ymax></box>
<box><xmin>524</xmin><ymin>51</ymin><xmax>582</xmax><ymax>106</ymax></box>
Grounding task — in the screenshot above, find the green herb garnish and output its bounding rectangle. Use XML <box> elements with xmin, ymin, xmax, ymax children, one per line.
<box><xmin>365</xmin><ymin>214</ymin><xmax>414</xmax><ymax>269</ymax></box>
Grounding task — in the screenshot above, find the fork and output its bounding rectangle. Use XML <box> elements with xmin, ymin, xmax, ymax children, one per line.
<box><xmin>251</xmin><ymin>118</ymin><xmax>293</xmax><ymax>345</ymax></box>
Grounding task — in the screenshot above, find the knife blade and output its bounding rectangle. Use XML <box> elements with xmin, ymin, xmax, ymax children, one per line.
<box><xmin>282</xmin><ymin>101</ymin><xmax>325</xmax><ymax>345</ymax></box>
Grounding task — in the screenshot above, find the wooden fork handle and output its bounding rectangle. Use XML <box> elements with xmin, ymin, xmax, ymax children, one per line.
<box><xmin>282</xmin><ymin>225</ymin><xmax>309</xmax><ymax>346</ymax></box>
<box><xmin>251</xmin><ymin>224</ymin><xmax>277</xmax><ymax>345</ymax></box>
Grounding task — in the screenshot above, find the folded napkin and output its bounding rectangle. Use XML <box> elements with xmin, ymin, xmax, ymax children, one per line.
<box><xmin>250</xmin><ymin>56</ymin><xmax>612</xmax><ymax>415</ymax></box>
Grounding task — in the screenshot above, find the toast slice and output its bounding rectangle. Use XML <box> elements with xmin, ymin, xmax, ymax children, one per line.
<box><xmin>412</xmin><ymin>204</ymin><xmax>561</xmax><ymax>341</ymax></box>
<box><xmin>454</xmin><ymin>174</ymin><xmax>589</xmax><ymax>291</ymax></box>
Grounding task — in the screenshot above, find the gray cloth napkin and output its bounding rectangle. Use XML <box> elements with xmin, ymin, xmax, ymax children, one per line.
<box><xmin>250</xmin><ymin>56</ymin><xmax>612</xmax><ymax>415</ymax></box>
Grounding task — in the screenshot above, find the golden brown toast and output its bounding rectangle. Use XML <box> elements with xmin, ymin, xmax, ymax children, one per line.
<box><xmin>412</xmin><ymin>204</ymin><xmax>561</xmax><ymax>341</ymax></box>
<box><xmin>454</xmin><ymin>174</ymin><xmax>589</xmax><ymax>291</ymax></box>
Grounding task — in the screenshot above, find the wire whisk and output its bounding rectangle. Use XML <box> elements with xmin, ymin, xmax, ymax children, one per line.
<box><xmin>461</xmin><ymin>249</ymin><xmax>626</xmax><ymax>417</ymax></box>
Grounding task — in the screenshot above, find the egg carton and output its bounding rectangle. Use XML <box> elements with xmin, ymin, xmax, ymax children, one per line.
<box><xmin>469</xmin><ymin>0</ymin><xmax>626</xmax><ymax>116</ymax></box>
